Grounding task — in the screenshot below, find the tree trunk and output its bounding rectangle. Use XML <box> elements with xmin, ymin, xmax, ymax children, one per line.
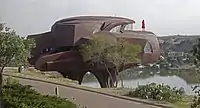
<box><xmin>0</xmin><ymin>67</ymin><xmax>4</xmax><ymax>108</ymax></box>
<box><xmin>119</xmin><ymin>75</ymin><xmax>124</xmax><ymax>88</ymax></box>
<box><xmin>18</xmin><ymin>65</ymin><xmax>22</xmax><ymax>73</ymax></box>
<box><xmin>107</xmin><ymin>71</ymin><xmax>115</xmax><ymax>88</ymax></box>
<box><xmin>114</xmin><ymin>72</ymin><xmax>118</xmax><ymax>88</ymax></box>
<box><xmin>104</xmin><ymin>64</ymin><xmax>115</xmax><ymax>88</ymax></box>
<box><xmin>0</xmin><ymin>72</ymin><xmax>2</xmax><ymax>88</ymax></box>
<box><xmin>0</xmin><ymin>67</ymin><xmax>4</xmax><ymax>89</ymax></box>
<box><xmin>114</xmin><ymin>68</ymin><xmax>119</xmax><ymax>88</ymax></box>
<box><xmin>107</xmin><ymin>70</ymin><xmax>119</xmax><ymax>88</ymax></box>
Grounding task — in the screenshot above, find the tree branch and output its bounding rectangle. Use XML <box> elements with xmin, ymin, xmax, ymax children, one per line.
<box><xmin>0</xmin><ymin>53</ymin><xmax>15</xmax><ymax>73</ymax></box>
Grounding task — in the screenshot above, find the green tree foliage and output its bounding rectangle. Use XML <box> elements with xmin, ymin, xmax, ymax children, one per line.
<box><xmin>191</xmin><ymin>38</ymin><xmax>200</xmax><ymax>108</ymax></box>
<box><xmin>80</xmin><ymin>35</ymin><xmax>141</xmax><ymax>87</ymax></box>
<box><xmin>192</xmin><ymin>38</ymin><xmax>200</xmax><ymax>66</ymax></box>
<box><xmin>0</xmin><ymin>23</ymin><xmax>35</xmax><ymax>87</ymax></box>
<box><xmin>125</xmin><ymin>83</ymin><xmax>185</xmax><ymax>103</ymax></box>
<box><xmin>2</xmin><ymin>77</ymin><xmax>77</xmax><ymax>108</ymax></box>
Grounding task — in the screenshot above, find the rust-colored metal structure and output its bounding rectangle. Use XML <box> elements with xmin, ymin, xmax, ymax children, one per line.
<box><xmin>28</xmin><ymin>16</ymin><xmax>160</xmax><ymax>88</ymax></box>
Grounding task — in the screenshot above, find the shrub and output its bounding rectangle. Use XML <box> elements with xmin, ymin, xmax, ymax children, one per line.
<box><xmin>2</xmin><ymin>77</ymin><xmax>77</xmax><ymax>108</ymax></box>
<box><xmin>125</xmin><ymin>83</ymin><xmax>185</xmax><ymax>103</ymax></box>
<box><xmin>191</xmin><ymin>85</ymin><xmax>200</xmax><ymax>108</ymax></box>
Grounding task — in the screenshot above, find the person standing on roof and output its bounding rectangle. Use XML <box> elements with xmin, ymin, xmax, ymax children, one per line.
<box><xmin>142</xmin><ymin>20</ymin><xmax>145</xmax><ymax>31</ymax></box>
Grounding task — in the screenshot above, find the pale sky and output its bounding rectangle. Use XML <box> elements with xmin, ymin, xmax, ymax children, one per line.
<box><xmin>1</xmin><ymin>0</ymin><xmax>200</xmax><ymax>36</ymax></box>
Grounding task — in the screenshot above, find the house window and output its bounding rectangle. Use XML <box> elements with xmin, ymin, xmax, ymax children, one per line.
<box><xmin>124</xmin><ymin>24</ymin><xmax>133</xmax><ymax>31</ymax></box>
<box><xmin>93</xmin><ymin>25</ymin><xmax>101</xmax><ymax>34</ymax></box>
<box><xmin>41</xmin><ymin>47</ymin><xmax>53</xmax><ymax>54</ymax></box>
<box><xmin>110</xmin><ymin>25</ymin><xmax>122</xmax><ymax>33</ymax></box>
<box><xmin>144</xmin><ymin>42</ymin><xmax>153</xmax><ymax>53</ymax></box>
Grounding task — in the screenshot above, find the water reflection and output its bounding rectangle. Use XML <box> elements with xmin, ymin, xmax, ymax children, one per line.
<box><xmin>82</xmin><ymin>68</ymin><xmax>198</xmax><ymax>95</ymax></box>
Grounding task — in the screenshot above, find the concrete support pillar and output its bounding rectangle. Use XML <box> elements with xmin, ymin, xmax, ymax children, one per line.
<box><xmin>91</xmin><ymin>68</ymin><xmax>118</xmax><ymax>88</ymax></box>
<box><xmin>90</xmin><ymin>68</ymin><xmax>108</xmax><ymax>88</ymax></box>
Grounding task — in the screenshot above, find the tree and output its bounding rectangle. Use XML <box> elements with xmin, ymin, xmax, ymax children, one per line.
<box><xmin>191</xmin><ymin>38</ymin><xmax>200</xmax><ymax>108</ymax></box>
<box><xmin>80</xmin><ymin>35</ymin><xmax>141</xmax><ymax>87</ymax></box>
<box><xmin>192</xmin><ymin>38</ymin><xmax>200</xmax><ymax>67</ymax></box>
<box><xmin>0</xmin><ymin>23</ymin><xmax>35</xmax><ymax>88</ymax></box>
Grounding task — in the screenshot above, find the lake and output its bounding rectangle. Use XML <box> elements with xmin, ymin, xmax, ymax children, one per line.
<box><xmin>81</xmin><ymin>69</ymin><xmax>199</xmax><ymax>95</ymax></box>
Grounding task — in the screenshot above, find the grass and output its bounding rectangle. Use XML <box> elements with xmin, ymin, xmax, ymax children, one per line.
<box><xmin>3</xmin><ymin>67</ymin><xmax>79</xmax><ymax>85</ymax></box>
<box><xmin>170</xmin><ymin>95</ymin><xmax>192</xmax><ymax>108</ymax></box>
<box><xmin>3</xmin><ymin>67</ymin><xmax>131</xmax><ymax>96</ymax></box>
<box><xmin>3</xmin><ymin>67</ymin><xmax>197</xmax><ymax>108</ymax></box>
<box><xmin>172</xmin><ymin>102</ymin><xmax>190</xmax><ymax>108</ymax></box>
<box><xmin>3</xmin><ymin>77</ymin><xmax>78</xmax><ymax>108</ymax></box>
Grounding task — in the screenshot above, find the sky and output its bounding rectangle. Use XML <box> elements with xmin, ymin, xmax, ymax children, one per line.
<box><xmin>1</xmin><ymin>0</ymin><xmax>200</xmax><ymax>36</ymax></box>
